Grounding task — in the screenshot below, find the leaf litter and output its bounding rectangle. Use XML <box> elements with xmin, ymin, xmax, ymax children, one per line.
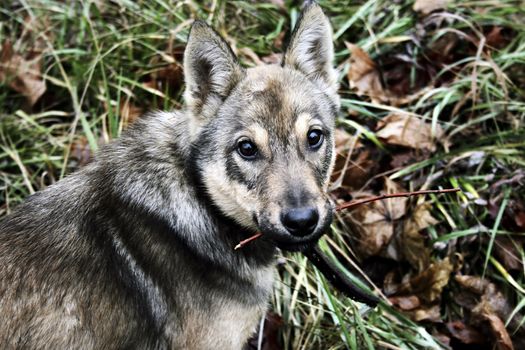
<box><xmin>0</xmin><ymin>40</ymin><xmax>46</xmax><ymax>107</ymax></box>
<box><xmin>333</xmin><ymin>4</ymin><xmax>523</xmax><ymax>345</ymax></box>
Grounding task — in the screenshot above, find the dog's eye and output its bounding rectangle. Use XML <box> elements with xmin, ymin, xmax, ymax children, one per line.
<box><xmin>307</xmin><ymin>129</ymin><xmax>324</xmax><ymax>149</ymax></box>
<box><xmin>237</xmin><ymin>139</ymin><xmax>258</xmax><ymax>159</ymax></box>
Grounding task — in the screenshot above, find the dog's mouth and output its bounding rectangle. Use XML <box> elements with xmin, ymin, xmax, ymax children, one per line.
<box><xmin>256</xmin><ymin>208</ymin><xmax>333</xmax><ymax>252</ymax></box>
<box><xmin>272</xmin><ymin>236</ymin><xmax>320</xmax><ymax>252</ymax></box>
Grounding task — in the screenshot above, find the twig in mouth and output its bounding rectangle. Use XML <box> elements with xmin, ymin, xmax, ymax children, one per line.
<box><xmin>234</xmin><ymin>188</ymin><xmax>461</xmax><ymax>249</ymax></box>
<box><xmin>234</xmin><ymin>232</ymin><xmax>263</xmax><ymax>250</ymax></box>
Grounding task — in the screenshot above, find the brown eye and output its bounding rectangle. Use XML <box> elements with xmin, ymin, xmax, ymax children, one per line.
<box><xmin>237</xmin><ymin>139</ymin><xmax>258</xmax><ymax>159</ymax></box>
<box><xmin>307</xmin><ymin>129</ymin><xmax>324</xmax><ymax>149</ymax></box>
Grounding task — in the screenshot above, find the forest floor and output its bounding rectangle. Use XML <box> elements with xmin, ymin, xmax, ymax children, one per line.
<box><xmin>1</xmin><ymin>1</ymin><xmax>524</xmax><ymax>349</ymax></box>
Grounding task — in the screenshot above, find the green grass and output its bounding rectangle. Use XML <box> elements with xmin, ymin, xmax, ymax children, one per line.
<box><xmin>1</xmin><ymin>0</ymin><xmax>525</xmax><ymax>349</ymax></box>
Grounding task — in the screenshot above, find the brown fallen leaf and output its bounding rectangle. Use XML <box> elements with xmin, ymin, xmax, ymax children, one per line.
<box><xmin>494</xmin><ymin>236</ymin><xmax>523</xmax><ymax>271</ymax></box>
<box><xmin>413</xmin><ymin>0</ymin><xmax>449</xmax><ymax>15</ymax></box>
<box><xmin>455</xmin><ymin>275</ymin><xmax>519</xmax><ymax>350</ymax></box>
<box><xmin>331</xmin><ymin>128</ymin><xmax>377</xmax><ymax>190</ymax></box>
<box><xmin>389</xmin><ymin>295</ymin><xmax>421</xmax><ymax>310</ymax></box>
<box><xmin>446</xmin><ymin>321</ymin><xmax>487</xmax><ymax>345</ymax></box>
<box><xmin>0</xmin><ymin>40</ymin><xmax>46</xmax><ymax>106</ymax></box>
<box><xmin>345</xmin><ymin>179</ymin><xmax>407</xmax><ymax>257</ymax></box>
<box><xmin>401</xmin><ymin>203</ymin><xmax>439</xmax><ymax>271</ymax></box>
<box><xmin>344</xmin><ymin>43</ymin><xmax>435</xmax><ymax>106</ymax></box>
<box><xmin>345</xmin><ymin>42</ymin><xmax>387</xmax><ymax>103</ymax></box>
<box><xmin>454</xmin><ymin>275</ymin><xmax>514</xmax><ymax>324</ymax></box>
<box><xmin>515</xmin><ymin>210</ymin><xmax>525</xmax><ymax>229</ymax></box>
<box><xmin>141</xmin><ymin>48</ymin><xmax>184</xmax><ymax>107</ymax></box>
<box><xmin>406</xmin><ymin>304</ymin><xmax>441</xmax><ymax>322</ymax></box>
<box><xmin>273</xmin><ymin>31</ymin><xmax>286</xmax><ymax>50</ymax></box>
<box><xmin>376</xmin><ymin>113</ymin><xmax>444</xmax><ymax>152</ymax></box>
<box><xmin>486</xmin><ymin>26</ymin><xmax>512</xmax><ymax>50</ymax></box>
<box><xmin>390</xmin><ymin>149</ymin><xmax>431</xmax><ymax>169</ymax></box>
<box><xmin>69</xmin><ymin>136</ymin><xmax>92</xmax><ymax>167</ymax></box>
<box><xmin>389</xmin><ymin>258</ymin><xmax>453</xmax><ymax>303</ymax></box>
<box><xmin>143</xmin><ymin>63</ymin><xmax>183</xmax><ymax>93</ymax></box>
<box><xmin>432</xmin><ymin>332</ymin><xmax>451</xmax><ymax>347</ymax></box>
<box><xmin>475</xmin><ymin>311</ymin><xmax>514</xmax><ymax>350</ymax></box>
<box><xmin>120</xmin><ymin>99</ymin><xmax>143</xmax><ymax>127</ymax></box>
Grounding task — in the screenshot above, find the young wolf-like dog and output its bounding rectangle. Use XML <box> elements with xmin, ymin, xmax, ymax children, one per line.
<box><xmin>0</xmin><ymin>2</ymin><xmax>339</xmax><ymax>349</ymax></box>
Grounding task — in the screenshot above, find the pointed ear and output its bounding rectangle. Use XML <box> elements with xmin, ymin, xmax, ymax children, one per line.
<box><xmin>282</xmin><ymin>3</ymin><xmax>338</xmax><ymax>98</ymax></box>
<box><xmin>184</xmin><ymin>21</ymin><xmax>244</xmax><ymax>122</ymax></box>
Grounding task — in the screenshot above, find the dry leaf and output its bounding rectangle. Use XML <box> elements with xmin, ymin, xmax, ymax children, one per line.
<box><xmin>432</xmin><ymin>332</ymin><xmax>451</xmax><ymax>347</ymax></box>
<box><xmin>390</xmin><ymin>258</ymin><xmax>453</xmax><ymax>303</ymax></box>
<box><xmin>345</xmin><ymin>42</ymin><xmax>387</xmax><ymax>103</ymax></box>
<box><xmin>389</xmin><ymin>295</ymin><xmax>421</xmax><ymax>310</ymax></box>
<box><xmin>412</xmin><ymin>258</ymin><xmax>453</xmax><ymax>302</ymax></box>
<box><xmin>344</xmin><ymin>43</ymin><xmax>434</xmax><ymax>105</ymax></box>
<box><xmin>406</xmin><ymin>304</ymin><xmax>441</xmax><ymax>322</ymax></box>
<box><xmin>345</xmin><ymin>179</ymin><xmax>407</xmax><ymax>257</ymax></box>
<box><xmin>273</xmin><ymin>31</ymin><xmax>285</xmax><ymax>50</ymax></box>
<box><xmin>455</xmin><ymin>275</ymin><xmax>520</xmax><ymax>350</ymax></box>
<box><xmin>120</xmin><ymin>99</ymin><xmax>143</xmax><ymax>127</ymax></box>
<box><xmin>494</xmin><ymin>236</ymin><xmax>523</xmax><ymax>271</ymax></box>
<box><xmin>446</xmin><ymin>321</ymin><xmax>487</xmax><ymax>345</ymax></box>
<box><xmin>331</xmin><ymin>128</ymin><xmax>376</xmax><ymax>190</ymax></box>
<box><xmin>0</xmin><ymin>41</ymin><xmax>46</xmax><ymax>106</ymax></box>
<box><xmin>413</xmin><ymin>0</ymin><xmax>449</xmax><ymax>15</ymax></box>
<box><xmin>476</xmin><ymin>311</ymin><xmax>514</xmax><ymax>350</ymax></box>
<box><xmin>390</xmin><ymin>148</ymin><xmax>435</xmax><ymax>170</ymax></box>
<box><xmin>455</xmin><ymin>275</ymin><xmax>513</xmax><ymax>323</ymax></box>
<box><xmin>376</xmin><ymin>113</ymin><xmax>444</xmax><ymax>152</ymax></box>
<box><xmin>69</xmin><ymin>136</ymin><xmax>92</xmax><ymax>167</ymax></box>
<box><xmin>401</xmin><ymin>203</ymin><xmax>438</xmax><ymax>271</ymax></box>
<box><xmin>515</xmin><ymin>211</ymin><xmax>525</xmax><ymax>229</ymax></box>
<box><xmin>486</xmin><ymin>27</ymin><xmax>505</xmax><ymax>49</ymax></box>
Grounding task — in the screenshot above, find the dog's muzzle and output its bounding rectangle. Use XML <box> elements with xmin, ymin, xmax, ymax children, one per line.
<box><xmin>259</xmin><ymin>203</ymin><xmax>333</xmax><ymax>252</ymax></box>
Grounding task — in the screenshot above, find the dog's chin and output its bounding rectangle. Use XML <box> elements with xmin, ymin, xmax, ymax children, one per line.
<box><xmin>258</xmin><ymin>227</ymin><xmax>324</xmax><ymax>252</ymax></box>
<box><xmin>274</xmin><ymin>238</ymin><xmax>319</xmax><ymax>252</ymax></box>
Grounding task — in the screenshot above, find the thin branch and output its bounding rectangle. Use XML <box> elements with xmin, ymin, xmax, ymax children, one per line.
<box><xmin>234</xmin><ymin>232</ymin><xmax>263</xmax><ymax>250</ymax></box>
<box><xmin>234</xmin><ymin>188</ymin><xmax>461</xmax><ymax>249</ymax></box>
<box><xmin>336</xmin><ymin>188</ymin><xmax>461</xmax><ymax>211</ymax></box>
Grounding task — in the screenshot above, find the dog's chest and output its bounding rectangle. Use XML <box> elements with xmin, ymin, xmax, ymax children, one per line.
<box><xmin>177</xmin><ymin>299</ymin><xmax>266</xmax><ymax>349</ymax></box>
<box><xmin>167</xmin><ymin>266</ymin><xmax>275</xmax><ymax>350</ymax></box>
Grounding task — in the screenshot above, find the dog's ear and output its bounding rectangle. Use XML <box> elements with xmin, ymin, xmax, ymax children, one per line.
<box><xmin>282</xmin><ymin>3</ymin><xmax>338</xmax><ymax>99</ymax></box>
<box><xmin>184</xmin><ymin>21</ymin><xmax>244</xmax><ymax>125</ymax></box>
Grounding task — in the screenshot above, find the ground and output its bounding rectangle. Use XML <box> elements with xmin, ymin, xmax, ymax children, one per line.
<box><xmin>1</xmin><ymin>1</ymin><xmax>524</xmax><ymax>349</ymax></box>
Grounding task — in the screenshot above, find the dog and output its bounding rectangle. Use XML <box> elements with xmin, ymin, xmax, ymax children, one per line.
<box><xmin>0</xmin><ymin>2</ymin><xmax>339</xmax><ymax>349</ymax></box>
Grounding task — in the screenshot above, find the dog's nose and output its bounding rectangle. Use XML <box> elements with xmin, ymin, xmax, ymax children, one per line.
<box><xmin>281</xmin><ymin>207</ymin><xmax>319</xmax><ymax>236</ymax></box>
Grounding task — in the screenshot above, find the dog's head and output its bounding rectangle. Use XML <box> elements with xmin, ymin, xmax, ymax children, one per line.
<box><xmin>185</xmin><ymin>3</ymin><xmax>339</xmax><ymax>251</ymax></box>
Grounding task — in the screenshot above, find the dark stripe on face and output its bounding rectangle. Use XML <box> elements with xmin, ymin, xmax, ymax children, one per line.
<box><xmin>323</xmin><ymin>139</ymin><xmax>333</xmax><ymax>174</ymax></box>
<box><xmin>225</xmin><ymin>154</ymin><xmax>256</xmax><ymax>190</ymax></box>
<box><xmin>316</xmin><ymin>90</ymin><xmax>339</xmax><ymax>119</ymax></box>
<box><xmin>313</xmin><ymin>137</ymin><xmax>333</xmax><ymax>185</ymax></box>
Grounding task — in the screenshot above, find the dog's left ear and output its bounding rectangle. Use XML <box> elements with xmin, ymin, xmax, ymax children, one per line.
<box><xmin>283</xmin><ymin>3</ymin><xmax>338</xmax><ymax>101</ymax></box>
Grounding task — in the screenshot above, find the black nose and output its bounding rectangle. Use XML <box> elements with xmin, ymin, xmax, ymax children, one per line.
<box><xmin>281</xmin><ymin>207</ymin><xmax>319</xmax><ymax>236</ymax></box>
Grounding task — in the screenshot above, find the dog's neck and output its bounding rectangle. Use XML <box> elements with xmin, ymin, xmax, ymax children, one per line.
<box><xmin>94</xmin><ymin>111</ymin><xmax>277</xmax><ymax>281</ymax></box>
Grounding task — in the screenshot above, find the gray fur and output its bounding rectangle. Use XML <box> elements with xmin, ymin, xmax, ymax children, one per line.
<box><xmin>0</xmin><ymin>3</ymin><xmax>338</xmax><ymax>349</ymax></box>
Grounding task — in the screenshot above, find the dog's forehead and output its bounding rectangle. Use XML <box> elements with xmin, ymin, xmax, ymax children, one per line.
<box><xmin>233</xmin><ymin>65</ymin><xmax>327</xmax><ymax>140</ymax></box>
<box><xmin>243</xmin><ymin>65</ymin><xmax>306</xmax><ymax>97</ymax></box>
